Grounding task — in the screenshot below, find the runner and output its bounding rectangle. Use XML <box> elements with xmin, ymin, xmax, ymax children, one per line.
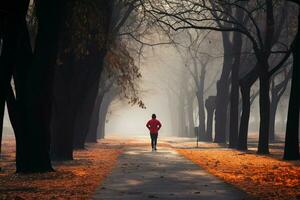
<box><xmin>146</xmin><ymin>114</ymin><xmax>162</xmax><ymax>151</ymax></box>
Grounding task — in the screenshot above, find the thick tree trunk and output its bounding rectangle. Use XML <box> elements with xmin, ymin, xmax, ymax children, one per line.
<box><xmin>51</xmin><ymin>107</ymin><xmax>76</xmax><ymax>160</ymax></box>
<box><xmin>214</xmin><ymin>79</ymin><xmax>230</xmax><ymax>143</ymax></box>
<box><xmin>0</xmin><ymin>6</ymin><xmax>55</xmax><ymax>172</ymax></box>
<box><xmin>0</xmin><ymin>100</ymin><xmax>4</xmax><ymax>157</ymax></box>
<box><xmin>229</xmin><ymin>32</ymin><xmax>242</xmax><ymax>148</ymax></box>
<box><xmin>51</xmin><ymin>54</ymin><xmax>82</xmax><ymax>161</ymax></box>
<box><xmin>237</xmin><ymin>83</ymin><xmax>251</xmax><ymax>150</ymax></box>
<box><xmin>51</xmin><ymin>78</ymin><xmax>78</xmax><ymax>160</ymax></box>
<box><xmin>269</xmin><ymin>99</ymin><xmax>278</xmax><ymax>142</ymax></box>
<box><xmin>51</xmin><ymin>0</ymin><xmax>111</xmax><ymax>157</ymax></box>
<box><xmin>86</xmin><ymin>92</ymin><xmax>104</xmax><ymax>143</ymax></box>
<box><xmin>97</xmin><ymin>92</ymin><xmax>114</xmax><ymax>139</ymax></box>
<box><xmin>73</xmin><ymin>71</ymin><xmax>102</xmax><ymax>149</ymax></box>
<box><xmin>257</xmin><ymin>68</ymin><xmax>271</xmax><ymax>154</ymax></box>
<box><xmin>237</xmin><ymin>66</ymin><xmax>258</xmax><ymax>150</ymax></box>
<box><xmin>283</xmin><ymin>10</ymin><xmax>300</xmax><ymax>159</ymax></box>
<box><xmin>14</xmin><ymin>0</ymin><xmax>66</xmax><ymax>172</ymax></box>
<box><xmin>6</xmin><ymin>85</ymin><xmax>21</xmax><ymax>163</ymax></box>
<box><xmin>0</xmin><ymin>102</ymin><xmax>3</xmax><ymax>157</ymax></box>
<box><xmin>97</xmin><ymin>107</ymin><xmax>109</xmax><ymax>139</ymax></box>
<box><xmin>214</xmin><ymin>33</ymin><xmax>232</xmax><ymax>143</ymax></box>
<box><xmin>0</xmin><ymin>14</ymin><xmax>19</xmax><ymax>157</ymax></box>
<box><xmin>205</xmin><ymin>96</ymin><xmax>215</xmax><ymax>142</ymax></box>
<box><xmin>97</xmin><ymin>112</ymin><xmax>107</xmax><ymax>139</ymax></box>
<box><xmin>11</xmin><ymin>16</ymin><xmax>34</xmax><ymax>172</ymax></box>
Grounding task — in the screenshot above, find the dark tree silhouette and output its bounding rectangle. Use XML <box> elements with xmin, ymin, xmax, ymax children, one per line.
<box><xmin>205</xmin><ymin>96</ymin><xmax>216</xmax><ymax>141</ymax></box>
<box><xmin>0</xmin><ymin>0</ymin><xmax>68</xmax><ymax>172</ymax></box>
<box><xmin>284</xmin><ymin>0</ymin><xmax>300</xmax><ymax>160</ymax></box>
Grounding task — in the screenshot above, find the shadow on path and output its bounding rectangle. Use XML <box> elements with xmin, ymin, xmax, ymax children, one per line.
<box><xmin>93</xmin><ymin>145</ymin><xmax>255</xmax><ymax>200</ymax></box>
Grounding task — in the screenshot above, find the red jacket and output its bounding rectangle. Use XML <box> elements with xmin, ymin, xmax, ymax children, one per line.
<box><xmin>146</xmin><ymin>119</ymin><xmax>162</xmax><ymax>134</ymax></box>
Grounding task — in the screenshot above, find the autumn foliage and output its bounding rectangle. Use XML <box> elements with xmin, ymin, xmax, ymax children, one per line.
<box><xmin>177</xmin><ymin>148</ymin><xmax>300</xmax><ymax>200</ymax></box>
<box><xmin>0</xmin><ymin>137</ymin><xmax>122</xmax><ymax>200</ymax></box>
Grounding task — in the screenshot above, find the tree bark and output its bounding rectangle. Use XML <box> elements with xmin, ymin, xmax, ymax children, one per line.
<box><xmin>186</xmin><ymin>98</ymin><xmax>195</xmax><ymax>138</ymax></box>
<box><xmin>197</xmin><ymin>93</ymin><xmax>206</xmax><ymax>140</ymax></box>
<box><xmin>196</xmin><ymin>65</ymin><xmax>207</xmax><ymax>140</ymax></box>
<box><xmin>214</xmin><ymin>32</ymin><xmax>232</xmax><ymax>143</ymax></box>
<box><xmin>237</xmin><ymin>83</ymin><xmax>251</xmax><ymax>150</ymax></box>
<box><xmin>0</xmin><ymin>12</ymin><xmax>19</xmax><ymax>158</ymax></box>
<box><xmin>86</xmin><ymin>91</ymin><xmax>104</xmax><ymax>143</ymax></box>
<box><xmin>177</xmin><ymin>94</ymin><xmax>186</xmax><ymax>137</ymax></box>
<box><xmin>237</xmin><ymin>66</ymin><xmax>258</xmax><ymax>150</ymax></box>
<box><xmin>205</xmin><ymin>96</ymin><xmax>215</xmax><ymax>142</ymax></box>
<box><xmin>269</xmin><ymin>98</ymin><xmax>278</xmax><ymax>142</ymax></box>
<box><xmin>97</xmin><ymin>103</ymin><xmax>109</xmax><ymax>139</ymax></box>
<box><xmin>257</xmin><ymin>67</ymin><xmax>271</xmax><ymax>154</ymax></box>
<box><xmin>51</xmin><ymin>53</ymin><xmax>82</xmax><ymax>160</ymax></box>
<box><xmin>97</xmin><ymin>90</ymin><xmax>116</xmax><ymax>139</ymax></box>
<box><xmin>73</xmin><ymin>65</ymin><xmax>103</xmax><ymax>149</ymax></box>
<box><xmin>283</xmin><ymin>9</ymin><xmax>300</xmax><ymax>160</ymax></box>
<box><xmin>11</xmin><ymin>0</ymin><xmax>66</xmax><ymax>172</ymax></box>
<box><xmin>229</xmin><ymin>31</ymin><xmax>242</xmax><ymax>148</ymax></box>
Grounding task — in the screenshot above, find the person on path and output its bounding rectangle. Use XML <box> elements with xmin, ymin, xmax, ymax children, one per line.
<box><xmin>146</xmin><ymin>114</ymin><xmax>162</xmax><ymax>151</ymax></box>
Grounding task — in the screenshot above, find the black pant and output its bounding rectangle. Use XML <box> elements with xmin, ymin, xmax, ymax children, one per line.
<box><xmin>150</xmin><ymin>133</ymin><xmax>158</xmax><ymax>149</ymax></box>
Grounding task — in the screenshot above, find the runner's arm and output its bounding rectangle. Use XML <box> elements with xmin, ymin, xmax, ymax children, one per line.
<box><xmin>157</xmin><ymin>121</ymin><xmax>162</xmax><ymax>130</ymax></box>
<box><xmin>146</xmin><ymin>121</ymin><xmax>151</xmax><ymax>130</ymax></box>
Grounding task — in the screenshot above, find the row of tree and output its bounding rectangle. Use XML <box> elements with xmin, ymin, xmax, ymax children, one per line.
<box><xmin>144</xmin><ymin>0</ymin><xmax>300</xmax><ymax>160</ymax></box>
<box><xmin>0</xmin><ymin>0</ymin><xmax>299</xmax><ymax>174</ymax></box>
<box><xmin>0</xmin><ymin>0</ymin><xmax>150</xmax><ymax>173</ymax></box>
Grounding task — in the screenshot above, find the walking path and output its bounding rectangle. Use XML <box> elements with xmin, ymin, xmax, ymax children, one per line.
<box><xmin>93</xmin><ymin>145</ymin><xmax>254</xmax><ymax>200</ymax></box>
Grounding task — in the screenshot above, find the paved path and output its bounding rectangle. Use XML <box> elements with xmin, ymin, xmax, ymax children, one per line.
<box><xmin>93</xmin><ymin>146</ymin><xmax>254</xmax><ymax>200</ymax></box>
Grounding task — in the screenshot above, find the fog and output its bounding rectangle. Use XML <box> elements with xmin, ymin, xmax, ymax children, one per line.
<box><xmin>106</xmin><ymin>31</ymin><xmax>224</xmax><ymax>138</ymax></box>
<box><xmin>2</xmin><ymin>33</ymin><xmax>290</xmax><ymax>141</ymax></box>
<box><xmin>105</xmin><ymin>29</ymin><xmax>291</xmax><ymax>139</ymax></box>
<box><xmin>106</xmin><ymin>45</ymin><xmax>182</xmax><ymax>137</ymax></box>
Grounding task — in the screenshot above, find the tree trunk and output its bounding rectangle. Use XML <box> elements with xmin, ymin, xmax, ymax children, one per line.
<box><xmin>177</xmin><ymin>95</ymin><xmax>186</xmax><ymax>137</ymax></box>
<box><xmin>97</xmin><ymin>89</ymin><xmax>117</xmax><ymax>139</ymax></box>
<box><xmin>0</xmin><ymin>14</ymin><xmax>19</xmax><ymax>157</ymax></box>
<box><xmin>205</xmin><ymin>96</ymin><xmax>215</xmax><ymax>142</ymax></box>
<box><xmin>11</xmin><ymin>15</ymin><xmax>34</xmax><ymax>172</ymax></box>
<box><xmin>15</xmin><ymin>0</ymin><xmax>66</xmax><ymax>172</ymax></box>
<box><xmin>51</xmin><ymin>108</ymin><xmax>76</xmax><ymax>160</ymax></box>
<box><xmin>283</xmin><ymin>10</ymin><xmax>300</xmax><ymax>160</ymax></box>
<box><xmin>51</xmin><ymin>52</ymin><xmax>84</xmax><ymax>161</ymax></box>
<box><xmin>229</xmin><ymin>31</ymin><xmax>242</xmax><ymax>148</ymax></box>
<box><xmin>237</xmin><ymin>65</ymin><xmax>259</xmax><ymax>150</ymax></box>
<box><xmin>0</xmin><ymin>100</ymin><xmax>4</xmax><ymax>157</ymax></box>
<box><xmin>86</xmin><ymin>91</ymin><xmax>104</xmax><ymax>143</ymax></box>
<box><xmin>269</xmin><ymin>99</ymin><xmax>278</xmax><ymax>142</ymax></box>
<box><xmin>186</xmin><ymin>102</ymin><xmax>195</xmax><ymax>138</ymax></box>
<box><xmin>73</xmin><ymin>72</ymin><xmax>102</xmax><ymax>149</ymax></box>
<box><xmin>51</xmin><ymin>79</ymin><xmax>78</xmax><ymax>160</ymax></box>
<box><xmin>214</xmin><ymin>79</ymin><xmax>230</xmax><ymax>143</ymax></box>
<box><xmin>237</xmin><ymin>83</ymin><xmax>251</xmax><ymax>150</ymax></box>
<box><xmin>214</xmin><ymin>32</ymin><xmax>232</xmax><ymax>143</ymax></box>
<box><xmin>166</xmin><ymin>91</ymin><xmax>178</xmax><ymax>136</ymax></box>
<box><xmin>197</xmin><ymin>93</ymin><xmax>206</xmax><ymax>140</ymax></box>
<box><xmin>6</xmin><ymin>85</ymin><xmax>22</xmax><ymax>163</ymax></box>
<box><xmin>257</xmin><ymin>68</ymin><xmax>271</xmax><ymax>154</ymax></box>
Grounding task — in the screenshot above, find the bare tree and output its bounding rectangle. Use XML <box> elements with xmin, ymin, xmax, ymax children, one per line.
<box><xmin>142</xmin><ymin>0</ymin><xmax>294</xmax><ymax>154</ymax></box>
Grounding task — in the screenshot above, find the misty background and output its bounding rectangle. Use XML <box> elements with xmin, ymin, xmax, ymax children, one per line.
<box><xmin>2</xmin><ymin>34</ymin><xmax>290</xmax><ymax>140</ymax></box>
